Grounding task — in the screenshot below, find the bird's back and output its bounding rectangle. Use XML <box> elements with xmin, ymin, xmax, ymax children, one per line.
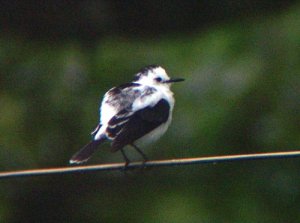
<box><xmin>100</xmin><ymin>83</ymin><xmax>142</xmax><ymax>125</ymax></box>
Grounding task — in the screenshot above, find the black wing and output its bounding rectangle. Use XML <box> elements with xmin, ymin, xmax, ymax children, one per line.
<box><xmin>106</xmin><ymin>99</ymin><xmax>170</xmax><ymax>152</ymax></box>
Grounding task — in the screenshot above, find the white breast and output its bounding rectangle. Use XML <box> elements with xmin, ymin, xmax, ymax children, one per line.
<box><xmin>135</xmin><ymin>85</ymin><xmax>175</xmax><ymax>147</ymax></box>
<box><xmin>135</xmin><ymin>113</ymin><xmax>172</xmax><ymax>147</ymax></box>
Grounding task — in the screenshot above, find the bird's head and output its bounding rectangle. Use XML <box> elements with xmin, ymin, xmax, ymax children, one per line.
<box><xmin>133</xmin><ymin>65</ymin><xmax>184</xmax><ymax>87</ymax></box>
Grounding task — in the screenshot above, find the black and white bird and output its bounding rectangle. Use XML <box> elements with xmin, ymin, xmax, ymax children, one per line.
<box><xmin>70</xmin><ymin>65</ymin><xmax>184</xmax><ymax>165</ymax></box>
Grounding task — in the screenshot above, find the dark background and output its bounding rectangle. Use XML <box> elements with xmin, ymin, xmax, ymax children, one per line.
<box><xmin>0</xmin><ymin>1</ymin><xmax>300</xmax><ymax>222</ymax></box>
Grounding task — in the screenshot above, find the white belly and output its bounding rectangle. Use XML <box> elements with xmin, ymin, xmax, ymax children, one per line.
<box><xmin>135</xmin><ymin>116</ymin><xmax>172</xmax><ymax>147</ymax></box>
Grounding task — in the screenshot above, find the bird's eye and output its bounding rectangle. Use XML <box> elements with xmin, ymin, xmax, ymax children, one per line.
<box><xmin>155</xmin><ymin>77</ymin><xmax>162</xmax><ymax>82</ymax></box>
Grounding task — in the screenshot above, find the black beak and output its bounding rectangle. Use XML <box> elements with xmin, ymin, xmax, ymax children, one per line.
<box><xmin>164</xmin><ymin>78</ymin><xmax>185</xmax><ymax>83</ymax></box>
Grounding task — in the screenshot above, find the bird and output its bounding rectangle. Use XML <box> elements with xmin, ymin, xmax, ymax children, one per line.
<box><xmin>69</xmin><ymin>65</ymin><xmax>184</xmax><ymax>165</ymax></box>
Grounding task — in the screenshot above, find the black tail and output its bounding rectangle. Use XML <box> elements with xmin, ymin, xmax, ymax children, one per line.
<box><xmin>69</xmin><ymin>138</ymin><xmax>105</xmax><ymax>164</ymax></box>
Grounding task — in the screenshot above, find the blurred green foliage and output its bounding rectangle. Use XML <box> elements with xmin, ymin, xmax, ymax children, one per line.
<box><xmin>0</xmin><ymin>3</ymin><xmax>300</xmax><ymax>223</ymax></box>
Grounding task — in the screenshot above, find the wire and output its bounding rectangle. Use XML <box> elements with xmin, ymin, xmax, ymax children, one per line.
<box><xmin>1</xmin><ymin>150</ymin><xmax>300</xmax><ymax>180</ymax></box>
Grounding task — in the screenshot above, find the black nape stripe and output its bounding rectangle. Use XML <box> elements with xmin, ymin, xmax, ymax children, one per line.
<box><xmin>133</xmin><ymin>64</ymin><xmax>160</xmax><ymax>81</ymax></box>
<box><xmin>109</xmin><ymin>82</ymin><xmax>140</xmax><ymax>95</ymax></box>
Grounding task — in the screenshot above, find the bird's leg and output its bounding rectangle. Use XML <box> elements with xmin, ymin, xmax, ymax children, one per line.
<box><xmin>120</xmin><ymin>149</ymin><xmax>130</xmax><ymax>167</ymax></box>
<box><xmin>131</xmin><ymin>143</ymin><xmax>148</xmax><ymax>163</ymax></box>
